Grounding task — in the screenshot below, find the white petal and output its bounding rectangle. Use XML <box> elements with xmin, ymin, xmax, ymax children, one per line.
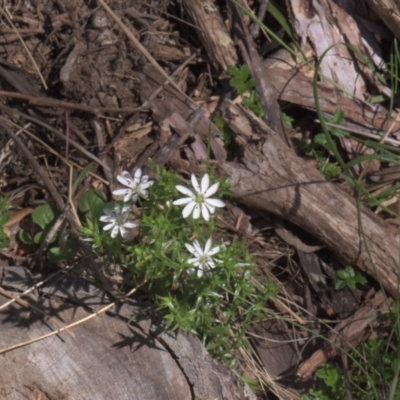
<box><xmin>200</xmin><ymin>174</ymin><xmax>210</xmax><ymax>194</ymax></box>
<box><xmin>117</xmin><ymin>171</ymin><xmax>134</xmax><ymax>187</ymax></box>
<box><xmin>204</xmin><ymin>238</ymin><xmax>212</xmax><ymax>254</ymax></box>
<box><xmin>113</xmin><ymin>188</ymin><xmax>131</xmax><ymax>197</ymax></box>
<box><xmin>176</xmin><ymin>185</ymin><xmax>194</xmax><ymax>197</ymax></box>
<box><xmin>103</xmin><ymin>222</ymin><xmax>115</xmax><ymax>231</ymax></box>
<box><xmin>173</xmin><ymin>197</ymin><xmax>192</xmax><ymax>205</ymax></box>
<box><xmin>201</xmin><ymin>204</ymin><xmax>210</xmax><ymax>221</ymax></box>
<box><xmin>139</xmin><ymin>181</ymin><xmax>153</xmax><ymax>190</ymax></box>
<box><xmin>197</xmin><ymin>268</ymin><xmax>204</xmax><ymax>278</ymax></box>
<box><xmin>205</xmin><ymin>204</ymin><xmax>215</xmax><ymax>214</ymax></box>
<box><xmin>204</xmin><ymin>182</ymin><xmax>220</xmax><ymax>197</ymax></box>
<box><xmin>124</xmin><ymin>192</ymin><xmax>133</xmax><ymax>202</ymax></box>
<box><xmin>192</xmin><ymin>204</ymin><xmax>201</xmax><ymax>219</ymax></box>
<box><xmin>99</xmin><ymin>215</ymin><xmax>113</xmax><ymax>222</ymax></box>
<box><xmin>111</xmin><ymin>225</ymin><xmax>119</xmax><ymax>238</ymax></box>
<box><xmin>138</xmin><ymin>188</ymin><xmax>149</xmax><ymax>198</ymax></box>
<box><xmin>207</xmin><ymin>260</ymin><xmax>215</xmax><ymax>269</ymax></box>
<box><xmin>208</xmin><ymin>246</ymin><xmax>220</xmax><ymax>256</ymax></box>
<box><xmin>188</xmin><ymin>257</ymin><xmax>199</xmax><ymax>265</ymax></box>
<box><xmin>121</xmin><ymin>205</ymin><xmax>131</xmax><ymax>214</ymax></box>
<box><xmin>185</xmin><ymin>243</ymin><xmax>196</xmax><ymax>254</ymax></box>
<box><xmin>134</xmin><ymin>168</ymin><xmax>142</xmax><ymax>183</ymax></box>
<box><xmin>205</xmin><ymin>198</ymin><xmax>225</xmax><ymax>208</ymax></box>
<box><xmin>130</xmin><ymin>194</ymin><xmax>139</xmax><ymax>203</ymax></box>
<box><xmin>191</xmin><ymin>174</ymin><xmax>200</xmax><ymax>193</ymax></box>
<box><xmin>193</xmin><ymin>240</ymin><xmax>203</xmax><ymax>255</ymax></box>
<box><xmin>182</xmin><ymin>201</ymin><xmax>196</xmax><ymax>218</ymax></box>
<box><xmin>123</xmin><ymin>221</ymin><xmax>137</xmax><ymax>229</ymax></box>
<box><xmin>120</xmin><ymin>226</ymin><xmax>128</xmax><ymax>238</ymax></box>
<box><xmin>102</xmin><ymin>208</ymin><xmax>114</xmax><ymax>217</ymax></box>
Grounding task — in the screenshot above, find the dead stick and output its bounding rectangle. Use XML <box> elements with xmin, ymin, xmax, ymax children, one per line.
<box><xmin>0</xmin><ymin>90</ymin><xmax>144</xmax><ymax>114</ymax></box>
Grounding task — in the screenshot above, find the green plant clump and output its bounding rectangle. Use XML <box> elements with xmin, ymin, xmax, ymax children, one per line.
<box><xmin>80</xmin><ymin>164</ymin><xmax>277</xmax><ymax>367</ymax></box>
<box><xmin>0</xmin><ymin>197</ymin><xmax>11</xmax><ymax>249</ymax></box>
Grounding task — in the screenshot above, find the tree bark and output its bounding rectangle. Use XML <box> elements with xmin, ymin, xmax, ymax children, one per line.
<box><xmin>181</xmin><ymin>0</ymin><xmax>238</xmax><ymax>71</ymax></box>
<box><xmin>221</xmin><ymin>103</ymin><xmax>400</xmax><ymax>298</ymax></box>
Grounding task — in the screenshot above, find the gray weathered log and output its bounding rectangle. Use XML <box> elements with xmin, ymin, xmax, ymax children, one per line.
<box><xmin>0</xmin><ymin>267</ymin><xmax>246</xmax><ymax>400</ymax></box>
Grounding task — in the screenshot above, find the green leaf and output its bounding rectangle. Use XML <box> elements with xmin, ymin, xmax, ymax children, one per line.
<box><xmin>71</xmin><ymin>162</ymin><xmax>94</xmax><ymax>195</ymax></box>
<box><xmin>18</xmin><ymin>229</ymin><xmax>33</xmax><ymax>244</ymax></box>
<box><xmin>281</xmin><ymin>112</ymin><xmax>294</xmax><ymax>129</ymax></box>
<box><xmin>227</xmin><ymin>65</ymin><xmax>240</xmax><ymax>76</ymax></box>
<box><xmin>314</xmin><ymin>133</ymin><xmax>327</xmax><ymax>146</ymax></box>
<box><xmin>320</xmin><ymin>162</ymin><xmax>341</xmax><ymax>178</ymax></box>
<box><xmin>78</xmin><ymin>189</ymin><xmax>107</xmax><ymax>213</ymax></box>
<box><xmin>47</xmin><ymin>239</ymin><xmax>80</xmax><ymax>264</ymax></box>
<box><xmin>332</xmin><ymin>109</ymin><xmax>345</xmax><ymax>125</ymax></box>
<box><xmin>228</xmin><ymin>65</ymin><xmax>255</xmax><ymax>94</ymax></box>
<box><xmin>32</xmin><ymin>204</ymin><xmax>59</xmax><ymax>230</ymax></box>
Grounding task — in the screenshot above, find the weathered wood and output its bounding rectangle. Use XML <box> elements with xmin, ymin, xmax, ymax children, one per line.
<box><xmin>221</xmin><ymin>103</ymin><xmax>400</xmax><ymax>298</ymax></box>
<box><xmin>0</xmin><ymin>267</ymin><xmax>246</xmax><ymax>400</ymax></box>
<box><xmin>181</xmin><ymin>0</ymin><xmax>238</xmax><ymax>71</ymax></box>
<box><xmin>365</xmin><ymin>0</ymin><xmax>400</xmax><ymax>42</ymax></box>
<box><xmin>288</xmin><ymin>0</ymin><xmax>368</xmax><ymax>98</ymax></box>
<box><xmin>137</xmin><ymin>64</ymin><xmax>400</xmax><ymax>298</ymax></box>
<box><xmin>265</xmin><ymin>67</ymin><xmax>400</xmax><ymax>136</ymax></box>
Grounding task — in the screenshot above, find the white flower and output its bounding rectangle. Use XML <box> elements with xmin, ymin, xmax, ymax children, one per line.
<box><xmin>185</xmin><ymin>238</ymin><xmax>220</xmax><ymax>277</ymax></box>
<box><xmin>99</xmin><ymin>204</ymin><xmax>136</xmax><ymax>238</ymax></box>
<box><xmin>112</xmin><ymin>168</ymin><xmax>154</xmax><ymax>202</ymax></box>
<box><xmin>173</xmin><ymin>173</ymin><xmax>225</xmax><ymax>221</ymax></box>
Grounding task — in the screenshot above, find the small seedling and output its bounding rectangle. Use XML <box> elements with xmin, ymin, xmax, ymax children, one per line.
<box><xmin>18</xmin><ymin>203</ymin><xmax>79</xmax><ymax>263</ymax></box>
<box><xmin>227</xmin><ymin>64</ymin><xmax>265</xmax><ymax>118</ymax></box>
<box><xmin>335</xmin><ymin>265</ymin><xmax>367</xmax><ymax>290</ymax></box>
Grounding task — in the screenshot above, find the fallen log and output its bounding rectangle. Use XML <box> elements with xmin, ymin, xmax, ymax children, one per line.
<box><xmin>221</xmin><ymin>102</ymin><xmax>400</xmax><ymax>298</ymax></box>
<box><xmin>0</xmin><ymin>267</ymin><xmax>247</xmax><ymax>400</ymax></box>
<box><xmin>137</xmin><ymin>65</ymin><xmax>400</xmax><ymax>298</ymax></box>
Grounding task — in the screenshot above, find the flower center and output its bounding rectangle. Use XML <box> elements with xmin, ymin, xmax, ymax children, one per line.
<box><xmin>195</xmin><ymin>194</ymin><xmax>204</xmax><ymax>204</ymax></box>
<box><xmin>115</xmin><ymin>215</ymin><xmax>125</xmax><ymax>226</ymax></box>
<box><xmin>199</xmin><ymin>255</ymin><xmax>208</xmax><ymax>265</ymax></box>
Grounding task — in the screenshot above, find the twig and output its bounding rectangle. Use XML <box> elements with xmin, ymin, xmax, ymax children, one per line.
<box><xmin>1</xmin><ymin>7</ymin><xmax>47</xmax><ymax>89</ymax></box>
<box><xmin>142</xmin><ymin>52</ymin><xmax>197</xmax><ymax>107</ymax></box>
<box><xmin>319</xmin><ymin>120</ymin><xmax>400</xmax><ymax>147</ymax></box>
<box><xmin>234</xmin><ymin>2</ymin><xmax>288</xmax><ymax>144</ymax></box>
<box><xmin>0</xmin><ymin>104</ymin><xmax>111</xmax><ymax>173</ymax></box>
<box><xmin>0</xmin><ymin>117</ymin><xmax>66</xmax><ymax>210</ymax></box>
<box><xmin>97</xmin><ymin>0</ymin><xmax>192</xmax><ymax>103</ymax></box>
<box><xmin>250</xmin><ymin>0</ymin><xmax>269</xmax><ymax>38</ymax></box>
<box><xmin>0</xmin><ymin>90</ymin><xmax>144</xmax><ymax>114</ymax></box>
<box><xmin>8</xmin><ymin>119</ymin><xmax>107</xmax><ymax>184</ymax></box>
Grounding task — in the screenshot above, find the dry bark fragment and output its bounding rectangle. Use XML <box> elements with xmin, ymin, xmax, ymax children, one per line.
<box><xmin>181</xmin><ymin>0</ymin><xmax>238</xmax><ymax>71</ymax></box>
<box><xmin>288</xmin><ymin>0</ymin><xmax>368</xmax><ymax>98</ymax></box>
<box><xmin>264</xmin><ymin>67</ymin><xmax>400</xmax><ymax>137</ymax></box>
<box><xmin>365</xmin><ymin>0</ymin><xmax>400</xmax><ymax>41</ymax></box>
